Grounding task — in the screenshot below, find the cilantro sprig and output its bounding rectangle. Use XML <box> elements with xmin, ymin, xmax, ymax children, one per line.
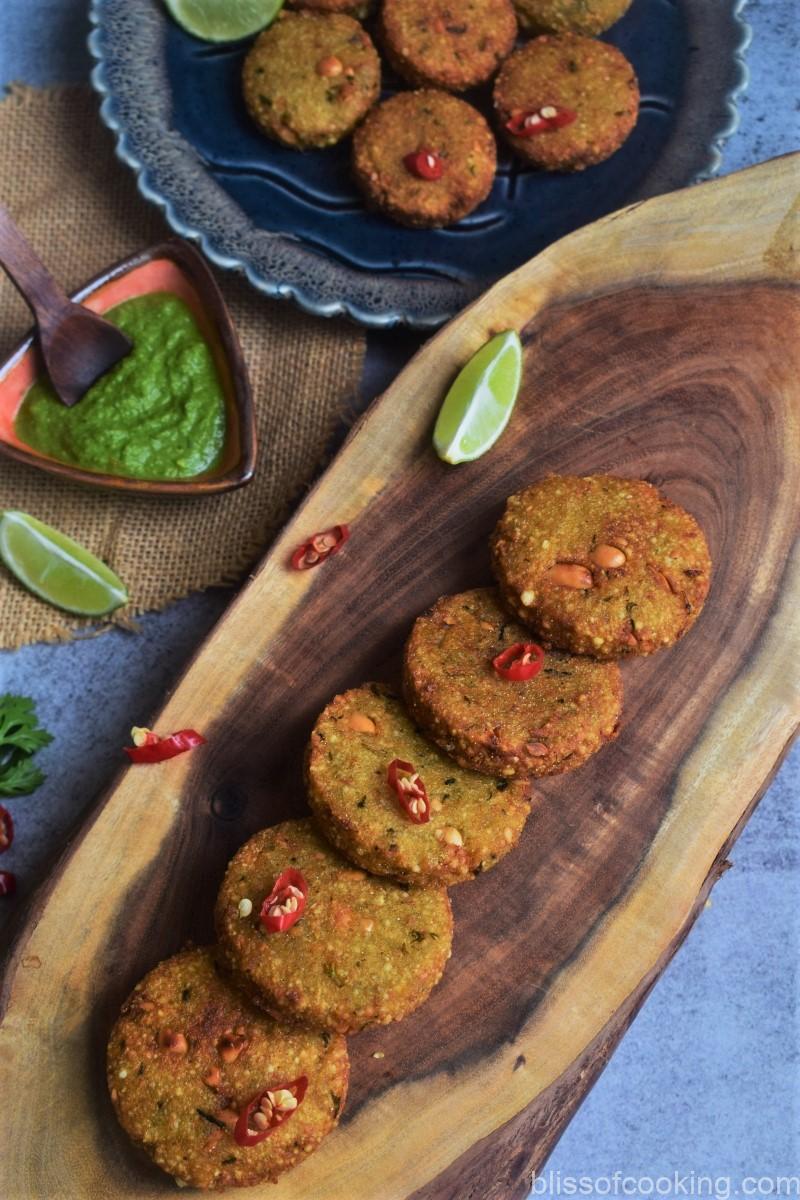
<box><xmin>0</xmin><ymin>695</ymin><xmax>52</xmax><ymax>797</ymax></box>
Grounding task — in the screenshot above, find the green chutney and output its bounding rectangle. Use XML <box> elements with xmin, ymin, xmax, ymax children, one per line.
<box><xmin>15</xmin><ymin>292</ymin><xmax>227</xmax><ymax>480</ymax></box>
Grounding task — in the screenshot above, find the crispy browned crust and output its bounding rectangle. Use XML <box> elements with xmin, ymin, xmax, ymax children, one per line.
<box><xmin>352</xmin><ymin>90</ymin><xmax>497</xmax><ymax>227</ymax></box>
<box><xmin>379</xmin><ymin>0</ymin><xmax>517</xmax><ymax>92</ymax></box>
<box><xmin>513</xmin><ymin>0</ymin><xmax>632</xmax><ymax>35</ymax></box>
<box><xmin>214</xmin><ymin>819</ymin><xmax>453</xmax><ymax>1032</ymax></box>
<box><xmin>403</xmin><ymin>589</ymin><xmax>623</xmax><ymax>777</ymax></box>
<box><xmin>242</xmin><ymin>11</ymin><xmax>380</xmax><ymax>149</ymax></box>
<box><xmin>491</xmin><ymin>476</ymin><xmax>712</xmax><ymax>658</ymax></box>
<box><xmin>493</xmin><ymin>33</ymin><xmax>639</xmax><ymax>171</ymax></box>
<box><xmin>306</xmin><ymin>683</ymin><xmax>531</xmax><ymax>883</ymax></box>
<box><xmin>106</xmin><ymin>948</ymin><xmax>349</xmax><ymax>1190</ymax></box>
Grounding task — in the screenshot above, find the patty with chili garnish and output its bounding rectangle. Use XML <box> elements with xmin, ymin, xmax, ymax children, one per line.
<box><xmin>215</xmin><ymin>818</ymin><xmax>453</xmax><ymax>1032</ymax></box>
<box><xmin>493</xmin><ymin>34</ymin><xmax>639</xmax><ymax>170</ymax></box>
<box><xmin>403</xmin><ymin>589</ymin><xmax>622</xmax><ymax>777</ymax></box>
<box><xmin>242</xmin><ymin>11</ymin><xmax>380</xmax><ymax>149</ymax></box>
<box><xmin>513</xmin><ymin>0</ymin><xmax>632</xmax><ymax>34</ymax></box>
<box><xmin>491</xmin><ymin>475</ymin><xmax>712</xmax><ymax>659</ymax></box>
<box><xmin>306</xmin><ymin>683</ymin><xmax>531</xmax><ymax>881</ymax></box>
<box><xmin>352</xmin><ymin>90</ymin><xmax>497</xmax><ymax>227</ymax></box>
<box><xmin>107</xmin><ymin>947</ymin><xmax>348</xmax><ymax>1190</ymax></box>
<box><xmin>379</xmin><ymin>0</ymin><xmax>517</xmax><ymax>92</ymax></box>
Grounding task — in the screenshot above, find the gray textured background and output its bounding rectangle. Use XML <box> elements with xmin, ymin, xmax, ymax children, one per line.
<box><xmin>0</xmin><ymin>0</ymin><xmax>798</xmax><ymax>1191</ymax></box>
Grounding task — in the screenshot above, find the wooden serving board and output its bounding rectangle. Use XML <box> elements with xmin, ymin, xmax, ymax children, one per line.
<box><xmin>1</xmin><ymin>155</ymin><xmax>798</xmax><ymax>1200</ymax></box>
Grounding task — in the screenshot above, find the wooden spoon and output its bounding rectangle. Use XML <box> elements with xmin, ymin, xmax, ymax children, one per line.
<box><xmin>0</xmin><ymin>203</ymin><xmax>131</xmax><ymax>407</ymax></box>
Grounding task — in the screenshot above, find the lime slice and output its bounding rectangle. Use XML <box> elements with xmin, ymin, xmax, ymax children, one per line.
<box><xmin>433</xmin><ymin>330</ymin><xmax>523</xmax><ymax>464</ymax></box>
<box><xmin>0</xmin><ymin>511</ymin><xmax>128</xmax><ymax>616</ymax></box>
<box><xmin>163</xmin><ymin>0</ymin><xmax>284</xmax><ymax>41</ymax></box>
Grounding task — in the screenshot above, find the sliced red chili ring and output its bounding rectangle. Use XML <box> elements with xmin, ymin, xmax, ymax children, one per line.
<box><xmin>492</xmin><ymin>642</ymin><xmax>545</xmax><ymax>682</ymax></box>
<box><xmin>505</xmin><ymin>105</ymin><xmax>577</xmax><ymax>137</ymax></box>
<box><xmin>403</xmin><ymin>149</ymin><xmax>444</xmax><ymax>181</ymax></box>
<box><xmin>387</xmin><ymin>759</ymin><xmax>430</xmax><ymax>824</ymax></box>
<box><xmin>234</xmin><ymin>1075</ymin><xmax>308</xmax><ymax>1147</ymax></box>
<box><xmin>0</xmin><ymin>805</ymin><xmax>13</xmax><ymax>853</ymax></box>
<box><xmin>290</xmin><ymin>524</ymin><xmax>349</xmax><ymax>570</ymax></box>
<box><xmin>259</xmin><ymin>868</ymin><xmax>308</xmax><ymax>933</ymax></box>
<box><xmin>0</xmin><ymin>870</ymin><xmax>16</xmax><ymax>897</ymax></box>
<box><xmin>124</xmin><ymin>728</ymin><xmax>207</xmax><ymax>764</ymax></box>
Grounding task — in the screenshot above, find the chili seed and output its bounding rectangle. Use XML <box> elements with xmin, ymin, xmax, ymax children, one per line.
<box><xmin>252</xmin><ymin>1110</ymin><xmax>270</xmax><ymax>1130</ymax></box>
<box><xmin>237</xmin><ymin>898</ymin><xmax>253</xmax><ymax>918</ymax></box>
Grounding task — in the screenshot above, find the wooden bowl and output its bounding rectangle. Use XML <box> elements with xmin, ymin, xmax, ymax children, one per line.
<box><xmin>0</xmin><ymin>239</ymin><xmax>256</xmax><ymax>494</ymax></box>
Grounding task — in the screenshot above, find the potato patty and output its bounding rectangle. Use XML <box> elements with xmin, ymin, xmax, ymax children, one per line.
<box><xmin>380</xmin><ymin>0</ymin><xmax>517</xmax><ymax>92</ymax></box>
<box><xmin>491</xmin><ymin>475</ymin><xmax>712</xmax><ymax>658</ymax></box>
<box><xmin>216</xmin><ymin>819</ymin><xmax>452</xmax><ymax>1032</ymax></box>
<box><xmin>404</xmin><ymin>589</ymin><xmax>622</xmax><ymax>777</ymax></box>
<box><xmin>352</xmin><ymin>90</ymin><xmax>497</xmax><ymax>227</ymax></box>
<box><xmin>307</xmin><ymin>683</ymin><xmax>531</xmax><ymax>883</ymax></box>
<box><xmin>242</xmin><ymin>11</ymin><xmax>380</xmax><ymax>149</ymax></box>
<box><xmin>493</xmin><ymin>34</ymin><xmax>639</xmax><ymax>170</ymax></box>
<box><xmin>107</xmin><ymin>948</ymin><xmax>348</xmax><ymax>1190</ymax></box>
<box><xmin>513</xmin><ymin>0</ymin><xmax>632</xmax><ymax>35</ymax></box>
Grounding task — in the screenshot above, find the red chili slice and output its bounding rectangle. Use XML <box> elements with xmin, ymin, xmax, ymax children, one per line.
<box><xmin>403</xmin><ymin>149</ymin><xmax>444</xmax><ymax>181</ymax></box>
<box><xmin>0</xmin><ymin>806</ymin><xmax>13</xmax><ymax>853</ymax></box>
<box><xmin>505</xmin><ymin>105</ymin><xmax>577</xmax><ymax>137</ymax></box>
<box><xmin>124</xmin><ymin>728</ymin><xmax>207</xmax><ymax>764</ymax></box>
<box><xmin>234</xmin><ymin>1076</ymin><xmax>308</xmax><ymax>1147</ymax></box>
<box><xmin>259</xmin><ymin>868</ymin><xmax>308</xmax><ymax>933</ymax></box>
<box><xmin>290</xmin><ymin>524</ymin><xmax>349</xmax><ymax>571</ymax></box>
<box><xmin>387</xmin><ymin>759</ymin><xmax>430</xmax><ymax>824</ymax></box>
<box><xmin>0</xmin><ymin>870</ymin><xmax>16</xmax><ymax>897</ymax></box>
<box><xmin>492</xmin><ymin>642</ymin><xmax>545</xmax><ymax>682</ymax></box>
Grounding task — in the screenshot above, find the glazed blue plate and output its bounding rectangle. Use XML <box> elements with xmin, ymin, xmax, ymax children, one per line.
<box><xmin>89</xmin><ymin>0</ymin><xmax>749</xmax><ymax>328</ymax></box>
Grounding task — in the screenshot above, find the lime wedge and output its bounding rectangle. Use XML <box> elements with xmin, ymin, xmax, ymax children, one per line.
<box><xmin>433</xmin><ymin>330</ymin><xmax>523</xmax><ymax>465</ymax></box>
<box><xmin>163</xmin><ymin>0</ymin><xmax>284</xmax><ymax>41</ymax></box>
<box><xmin>0</xmin><ymin>511</ymin><xmax>128</xmax><ymax>616</ymax></box>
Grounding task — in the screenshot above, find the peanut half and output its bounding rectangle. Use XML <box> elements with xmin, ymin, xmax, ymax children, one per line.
<box><xmin>544</xmin><ymin>563</ymin><xmax>593</xmax><ymax>589</ymax></box>
<box><xmin>589</xmin><ymin>544</ymin><xmax>626</xmax><ymax>569</ymax></box>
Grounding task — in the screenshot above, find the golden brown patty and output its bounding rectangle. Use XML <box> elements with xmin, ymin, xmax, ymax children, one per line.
<box><xmin>288</xmin><ymin>0</ymin><xmax>374</xmax><ymax>16</ymax></box>
<box><xmin>403</xmin><ymin>589</ymin><xmax>622</xmax><ymax>777</ymax></box>
<box><xmin>352</xmin><ymin>90</ymin><xmax>497</xmax><ymax>227</ymax></box>
<box><xmin>491</xmin><ymin>475</ymin><xmax>712</xmax><ymax>658</ymax></box>
<box><xmin>380</xmin><ymin>0</ymin><xmax>517</xmax><ymax>92</ymax></box>
<box><xmin>513</xmin><ymin>0</ymin><xmax>632</xmax><ymax>34</ymax></box>
<box><xmin>242</xmin><ymin>11</ymin><xmax>380</xmax><ymax>149</ymax></box>
<box><xmin>107</xmin><ymin>948</ymin><xmax>348</xmax><ymax>1190</ymax></box>
<box><xmin>215</xmin><ymin>818</ymin><xmax>452</xmax><ymax>1031</ymax></box>
<box><xmin>493</xmin><ymin>34</ymin><xmax>639</xmax><ymax>170</ymax></box>
<box><xmin>307</xmin><ymin>683</ymin><xmax>530</xmax><ymax>882</ymax></box>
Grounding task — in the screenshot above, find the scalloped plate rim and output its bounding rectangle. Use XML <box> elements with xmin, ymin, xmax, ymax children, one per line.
<box><xmin>87</xmin><ymin>0</ymin><xmax>751</xmax><ymax>330</ymax></box>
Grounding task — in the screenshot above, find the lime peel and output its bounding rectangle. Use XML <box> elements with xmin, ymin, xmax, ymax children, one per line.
<box><xmin>433</xmin><ymin>330</ymin><xmax>523</xmax><ymax>465</ymax></box>
<box><xmin>0</xmin><ymin>511</ymin><xmax>128</xmax><ymax>617</ymax></box>
<box><xmin>163</xmin><ymin>0</ymin><xmax>285</xmax><ymax>42</ymax></box>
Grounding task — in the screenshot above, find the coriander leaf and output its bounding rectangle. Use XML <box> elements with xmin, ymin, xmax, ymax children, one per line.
<box><xmin>0</xmin><ymin>755</ymin><xmax>46</xmax><ymax>797</ymax></box>
<box><xmin>0</xmin><ymin>695</ymin><xmax>53</xmax><ymax>757</ymax></box>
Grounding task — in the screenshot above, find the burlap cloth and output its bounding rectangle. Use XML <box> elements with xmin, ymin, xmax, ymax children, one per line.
<box><xmin>0</xmin><ymin>85</ymin><xmax>365</xmax><ymax>648</ymax></box>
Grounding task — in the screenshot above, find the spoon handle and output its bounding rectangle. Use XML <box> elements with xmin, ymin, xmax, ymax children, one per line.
<box><xmin>0</xmin><ymin>203</ymin><xmax>71</xmax><ymax>336</ymax></box>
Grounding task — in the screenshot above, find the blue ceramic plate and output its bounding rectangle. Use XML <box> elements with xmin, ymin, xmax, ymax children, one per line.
<box><xmin>89</xmin><ymin>0</ymin><xmax>749</xmax><ymax>328</ymax></box>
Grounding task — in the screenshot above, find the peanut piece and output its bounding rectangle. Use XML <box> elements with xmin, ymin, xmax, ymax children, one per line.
<box><xmin>347</xmin><ymin>713</ymin><xmax>376</xmax><ymax>734</ymax></box>
<box><xmin>159</xmin><ymin>1030</ymin><xmax>188</xmax><ymax>1055</ymax></box>
<box><xmin>544</xmin><ymin>563</ymin><xmax>593</xmax><ymax>589</ymax></box>
<box><xmin>590</xmin><ymin>544</ymin><xmax>626</xmax><ymax>569</ymax></box>
<box><xmin>316</xmin><ymin>55</ymin><xmax>343</xmax><ymax>77</ymax></box>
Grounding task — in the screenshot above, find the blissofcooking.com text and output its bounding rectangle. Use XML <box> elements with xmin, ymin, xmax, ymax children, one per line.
<box><xmin>531</xmin><ymin>1172</ymin><xmax>800</xmax><ymax>1198</ymax></box>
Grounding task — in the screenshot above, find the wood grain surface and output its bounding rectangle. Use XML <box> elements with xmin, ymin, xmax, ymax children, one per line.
<box><xmin>0</xmin><ymin>155</ymin><xmax>798</xmax><ymax>1200</ymax></box>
